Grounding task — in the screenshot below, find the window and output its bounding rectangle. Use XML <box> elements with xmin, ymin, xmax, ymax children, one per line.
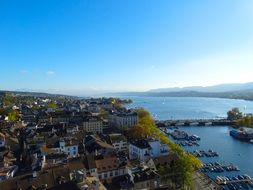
<box><xmin>110</xmin><ymin>172</ymin><xmax>113</xmax><ymax>177</ymax></box>
<box><xmin>104</xmin><ymin>173</ymin><xmax>107</xmax><ymax>178</ymax></box>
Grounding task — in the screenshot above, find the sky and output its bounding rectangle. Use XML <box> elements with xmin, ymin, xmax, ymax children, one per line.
<box><xmin>1</xmin><ymin>0</ymin><xmax>253</xmax><ymax>95</ymax></box>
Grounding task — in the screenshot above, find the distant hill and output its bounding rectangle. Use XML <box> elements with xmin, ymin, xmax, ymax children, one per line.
<box><xmin>144</xmin><ymin>89</ymin><xmax>253</xmax><ymax>100</ymax></box>
<box><xmin>149</xmin><ymin>82</ymin><xmax>253</xmax><ymax>93</ymax></box>
<box><xmin>0</xmin><ymin>90</ymin><xmax>77</xmax><ymax>98</ymax></box>
<box><xmin>115</xmin><ymin>82</ymin><xmax>253</xmax><ymax>101</ymax></box>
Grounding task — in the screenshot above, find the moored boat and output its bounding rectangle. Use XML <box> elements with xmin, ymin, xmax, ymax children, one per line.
<box><xmin>230</xmin><ymin>128</ymin><xmax>253</xmax><ymax>141</ymax></box>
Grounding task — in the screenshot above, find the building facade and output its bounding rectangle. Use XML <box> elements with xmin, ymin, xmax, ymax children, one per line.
<box><xmin>109</xmin><ymin>112</ymin><xmax>138</xmax><ymax>129</ymax></box>
<box><xmin>47</xmin><ymin>140</ymin><xmax>79</xmax><ymax>157</ymax></box>
<box><xmin>83</xmin><ymin>117</ymin><xmax>103</xmax><ymax>134</ymax></box>
<box><xmin>95</xmin><ymin>157</ymin><xmax>127</xmax><ymax>181</ymax></box>
<box><xmin>108</xmin><ymin>134</ymin><xmax>128</xmax><ymax>152</ymax></box>
<box><xmin>129</xmin><ymin>139</ymin><xmax>170</xmax><ymax>162</ymax></box>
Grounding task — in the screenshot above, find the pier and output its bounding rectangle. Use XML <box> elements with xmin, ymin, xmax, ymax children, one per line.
<box><xmin>215</xmin><ymin>175</ymin><xmax>253</xmax><ymax>190</ymax></box>
<box><xmin>216</xmin><ymin>178</ymin><xmax>253</xmax><ymax>185</ymax></box>
<box><xmin>156</xmin><ymin>119</ymin><xmax>235</xmax><ymax>127</ymax></box>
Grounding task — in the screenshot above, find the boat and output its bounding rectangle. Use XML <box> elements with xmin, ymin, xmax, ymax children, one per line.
<box><xmin>250</xmin><ymin>139</ymin><xmax>253</xmax><ymax>144</ymax></box>
<box><xmin>189</xmin><ymin>122</ymin><xmax>199</xmax><ymax>126</ymax></box>
<box><xmin>230</xmin><ymin>128</ymin><xmax>253</xmax><ymax>141</ymax></box>
<box><xmin>175</xmin><ymin>122</ymin><xmax>185</xmax><ymax>126</ymax></box>
<box><xmin>204</xmin><ymin>122</ymin><xmax>212</xmax><ymax>126</ymax></box>
<box><xmin>227</xmin><ymin>183</ymin><xmax>235</xmax><ymax>190</ymax></box>
<box><xmin>242</xmin><ymin>174</ymin><xmax>252</xmax><ymax>180</ymax></box>
<box><xmin>248</xmin><ymin>181</ymin><xmax>253</xmax><ymax>188</ymax></box>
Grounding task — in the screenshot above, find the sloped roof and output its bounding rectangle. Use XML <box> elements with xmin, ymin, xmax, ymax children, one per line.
<box><xmin>0</xmin><ymin>166</ymin><xmax>70</xmax><ymax>190</ymax></box>
<box><xmin>95</xmin><ymin>156</ymin><xmax>122</xmax><ymax>173</ymax></box>
<box><xmin>130</xmin><ymin>140</ymin><xmax>151</xmax><ymax>149</ymax></box>
<box><xmin>153</xmin><ymin>152</ymin><xmax>178</xmax><ymax>166</ymax></box>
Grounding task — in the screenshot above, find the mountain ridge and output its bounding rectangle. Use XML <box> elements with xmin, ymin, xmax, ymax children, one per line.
<box><xmin>148</xmin><ymin>82</ymin><xmax>253</xmax><ymax>93</ymax></box>
<box><xmin>112</xmin><ymin>82</ymin><xmax>253</xmax><ymax>101</ymax></box>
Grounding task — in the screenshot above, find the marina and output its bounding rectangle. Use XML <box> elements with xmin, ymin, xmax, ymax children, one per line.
<box><xmin>169</xmin><ymin>129</ymin><xmax>201</xmax><ymax>141</ymax></box>
<box><xmin>201</xmin><ymin>162</ymin><xmax>240</xmax><ymax>173</ymax></box>
<box><xmin>164</xmin><ymin>126</ymin><xmax>253</xmax><ymax>190</ymax></box>
<box><xmin>177</xmin><ymin>140</ymin><xmax>200</xmax><ymax>147</ymax></box>
<box><xmin>191</xmin><ymin>149</ymin><xmax>219</xmax><ymax>158</ymax></box>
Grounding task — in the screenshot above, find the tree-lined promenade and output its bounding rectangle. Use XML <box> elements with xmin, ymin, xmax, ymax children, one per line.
<box><xmin>126</xmin><ymin>108</ymin><xmax>202</xmax><ymax>188</ymax></box>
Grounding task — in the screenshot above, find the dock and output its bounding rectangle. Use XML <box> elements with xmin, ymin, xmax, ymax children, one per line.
<box><xmin>215</xmin><ymin>175</ymin><xmax>253</xmax><ymax>186</ymax></box>
<box><xmin>216</xmin><ymin>178</ymin><xmax>253</xmax><ymax>185</ymax></box>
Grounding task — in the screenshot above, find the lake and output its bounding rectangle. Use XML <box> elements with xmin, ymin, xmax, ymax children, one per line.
<box><xmin>125</xmin><ymin>96</ymin><xmax>253</xmax><ymax>120</ymax></box>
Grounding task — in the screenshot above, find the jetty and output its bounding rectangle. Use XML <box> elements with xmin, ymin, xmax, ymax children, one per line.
<box><xmin>216</xmin><ymin>175</ymin><xmax>253</xmax><ymax>186</ymax></box>
<box><xmin>215</xmin><ymin>175</ymin><xmax>253</xmax><ymax>190</ymax></box>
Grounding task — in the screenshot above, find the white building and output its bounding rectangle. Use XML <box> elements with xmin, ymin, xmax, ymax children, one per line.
<box><xmin>66</xmin><ymin>125</ymin><xmax>79</xmax><ymax>134</ymax></box>
<box><xmin>83</xmin><ymin>117</ymin><xmax>103</xmax><ymax>134</ymax></box>
<box><xmin>109</xmin><ymin>112</ymin><xmax>138</xmax><ymax>129</ymax></box>
<box><xmin>47</xmin><ymin>139</ymin><xmax>79</xmax><ymax>157</ymax></box>
<box><xmin>108</xmin><ymin>134</ymin><xmax>128</xmax><ymax>152</ymax></box>
<box><xmin>59</xmin><ymin>140</ymin><xmax>78</xmax><ymax>157</ymax></box>
<box><xmin>129</xmin><ymin>139</ymin><xmax>169</xmax><ymax>162</ymax></box>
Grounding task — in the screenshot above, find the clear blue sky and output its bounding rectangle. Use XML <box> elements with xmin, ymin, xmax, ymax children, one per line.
<box><xmin>1</xmin><ymin>0</ymin><xmax>253</xmax><ymax>95</ymax></box>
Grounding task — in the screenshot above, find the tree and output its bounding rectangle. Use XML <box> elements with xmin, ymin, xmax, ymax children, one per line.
<box><xmin>227</xmin><ymin>107</ymin><xmax>243</xmax><ymax>121</ymax></box>
<box><xmin>8</xmin><ymin>110</ymin><xmax>19</xmax><ymax>122</ymax></box>
<box><xmin>47</xmin><ymin>101</ymin><xmax>57</xmax><ymax>109</ymax></box>
<box><xmin>3</xmin><ymin>92</ymin><xmax>15</xmax><ymax>107</ymax></box>
<box><xmin>157</xmin><ymin>165</ymin><xmax>169</xmax><ymax>175</ymax></box>
<box><xmin>236</xmin><ymin>116</ymin><xmax>253</xmax><ymax>128</ymax></box>
<box><xmin>0</xmin><ymin>108</ymin><xmax>8</xmax><ymax>116</ymax></box>
<box><xmin>98</xmin><ymin>109</ymin><xmax>109</xmax><ymax>119</ymax></box>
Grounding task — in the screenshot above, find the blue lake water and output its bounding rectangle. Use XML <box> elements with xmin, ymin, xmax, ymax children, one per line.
<box><xmin>121</xmin><ymin>96</ymin><xmax>253</xmax><ymax>188</ymax></box>
<box><xmin>125</xmin><ymin>96</ymin><xmax>253</xmax><ymax>120</ymax></box>
<box><xmin>177</xmin><ymin>126</ymin><xmax>253</xmax><ymax>178</ymax></box>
